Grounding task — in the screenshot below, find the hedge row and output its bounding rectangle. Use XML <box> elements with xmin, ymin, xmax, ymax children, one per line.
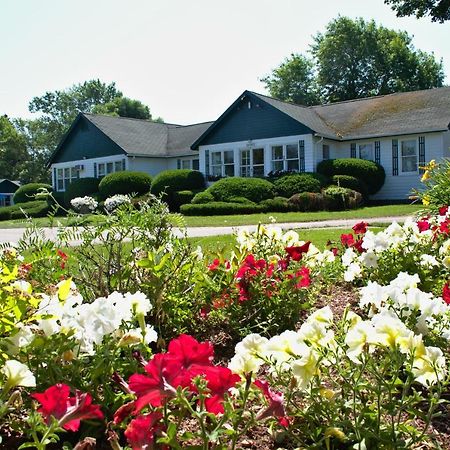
<box><xmin>13</xmin><ymin>184</ymin><xmax>52</xmax><ymax>204</ymax></box>
<box><xmin>0</xmin><ymin>201</ymin><xmax>51</xmax><ymax>221</ymax></box>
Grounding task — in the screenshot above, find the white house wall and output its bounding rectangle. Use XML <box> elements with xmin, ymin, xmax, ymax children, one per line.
<box><xmin>127</xmin><ymin>157</ymin><xmax>168</xmax><ymax>177</ymax></box>
<box><xmin>443</xmin><ymin>130</ymin><xmax>450</xmax><ymax>158</ymax></box>
<box><xmin>199</xmin><ymin>134</ymin><xmax>315</xmax><ymax>176</ymax></box>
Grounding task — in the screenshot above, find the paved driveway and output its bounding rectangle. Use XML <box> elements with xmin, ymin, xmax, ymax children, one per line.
<box><xmin>0</xmin><ymin>216</ymin><xmax>409</xmax><ymax>245</ymax></box>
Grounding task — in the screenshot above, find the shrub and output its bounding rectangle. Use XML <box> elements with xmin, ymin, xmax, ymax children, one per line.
<box><xmin>274</xmin><ymin>173</ymin><xmax>325</xmax><ymax>197</ymax></box>
<box><xmin>207</xmin><ymin>177</ymin><xmax>275</xmax><ymax>203</ymax></box>
<box><xmin>0</xmin><ymin>207</ymin><xmax>12</xmax><ymax>221</ymax></box>
<box><xmin>99</xmin><ymin>171</ymin><xmax>152</xmax><ymax>199</ymax></box>
<box><xmin>151</xmin><ymin>170</ymin><xmax>205</xmax><ymax>196</ymax></box>
<box><xmin>317</xmin><ymin>158</ymin><xmax>385</xmax><ymax>194</ymax></box>
<box><xmin>331</xmin><ymin>174</ymin><xmax>369</xmax><ymax>197</ymax></box>
<box><xmin>64</xmin><ymin>178</ymin><xmax>100</xmax><ymax>206</ymax></box>
<box><xmin>13</xmin><ymin>183</ymin><xmax>52</xmax><ymax>204</ymax></box>
<box><xmin>228</xmin><ymin>196</ymin><xmax>255</xmax><ymax>204</ymax></box>
<box><xmin>259</xmin><ymin>197</ymin><xmax>290</xmax><ymax>212</ymax></box>
<box><xmin>8</xmin><ymin>200</ymin><xmax>51</xmax><ymax>219</ymax></box>
<box><xmin>288</xmin><ymin>192</ymin><xmax>325</xmax><ymax>212</ymax></box>
<box><xmin>191</xmin><ymin>191</ymin><xmax>215</xmax><ymax>204</ymax></box>
<box><xmin>323</xmin><ymin>186</ymin><xmax>363</xmax><ymax>210</ymax></box>
<box><xmin>180</xmin><ymin>202</ymin><xmax>265</xmax><ymax>216</ymax></box>
<box><xmin>172</xmin><ymin>190</ymin><xmax>196</xmax><ymax>210</ymax></box>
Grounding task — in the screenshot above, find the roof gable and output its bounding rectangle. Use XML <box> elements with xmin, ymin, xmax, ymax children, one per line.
<box><xmin>0</xmin><ymin>179</ymin><xmax>20</xmax><ymax>193</ymax></box>
<box><xmin>191</xmin><ymin>91</ymin><xmax>316</xmax><ymax>149</ymax></box>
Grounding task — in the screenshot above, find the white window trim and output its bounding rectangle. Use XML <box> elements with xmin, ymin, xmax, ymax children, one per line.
<box><xmin>240</xmin><ymin>147</ymin><xmax>265</xmax><ymax>177</ymax></box>
<box><xmin>271</xmin><ymin>143</ymin><xmax>299</xmax><ymax>172</ymax></box>
<box><xmin>358</xmin><ymin>143</ymin><xmax>374</xmax><ymax>161</ymax></box>
<box><xmin>56</xmin><ymin>166</ymin><xmax>80</xmax><ymax>192</ymax></box>
<box><xmin>210</xmin><ymin>150</ymin><xmax>235</xmax><ymax>177</ymax></box>
<box><xmin>400</xmin><ymin>138</ymin><xmax>419</xmax><ymax>175</ymax></box>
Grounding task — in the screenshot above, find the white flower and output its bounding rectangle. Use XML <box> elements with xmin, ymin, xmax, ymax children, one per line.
<box><xmin>359</xmin><ymin>281</ymin><xmax>388</xmax><ymax>313</ymax></box>
<box><xmin>344</xmin><ymin>263</ymin><xmax>362</xmax><ymax>282</ymax></box>
<box><xmin>7</xmin><ymin>324</ymin><xmax>35</xmax><ymax>353</ymax></box>
<box><xmin>13</xmin><ymin>280</ymin><xmax>32</xmax><ymax>294</ymax></box>
<box><xmin>125</xmin><ymin>291</ymin><xmax>152</xmax><ymax>316</ymax></box>
<box><xmin>104</xmin><ymin>194</ymin><xmax>130</xmax><ymax>212</ymax></box>
<box><xmin>1</xmin><ymin>360</ymin><xmax>36</xmax><ymax>389</ymax></box>
<box><xmin>228</xmin><ymin>354</ymin><xmax>261</xmax><ymax>376</ymax></box>
<box><xmin>419</xmin><ymin>254</ymin><xmax>439</xmax><ymax>268</ymax></box>
<box><xmin>359</xmin><ymin>250</ymin><xmax>378</xmax><ymax>268</ymax></box>
<box><xmin>345</xmin><ymin>320</ymin><xmax>379</xmax><ymax>364</ymax></box>
<box><xmin>291</xmin><ymin>345</ymin><xmax>319</xmax><ymax>389</ymax></box>
<box><xmin>70</xmin><ymin>196</ymin><xmax>98</xmax><ymax>212</ymax></box>
<box><xmin>342</xmin><ymin>248</ymin><xmax>357</xmax><ymax>267</ymax></box>
<box><xmin>413</xmin><ymin>346</ymin><xmax>447</xmax><ymax>386</ymax></box>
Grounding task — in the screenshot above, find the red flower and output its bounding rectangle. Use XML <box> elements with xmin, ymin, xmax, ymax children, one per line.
<box><xmin>340</xmin><ymin>233</ymin><xmax>355</xmax><ymax>247</ymax></box>
<box><xmin>32</xmin><ymin>384</ymin><xmax>103</xmax><ymax>432</ymax></box>
<box><xmin>189</xmin><ymin>365</ymin><xmax>240</xmax><ymax>415</ymax></box>
<box><xmin>442</xmin><ymin>282</ymin><xmax>450</xmax><ymax>305</ymax></box>
<box><xmin>124</xmin><ymin>412</ymin><xmax>164</xmax><ymax>450</ymax></box>
<box><xmin>236</xmin><ymin>254</ymin><xmax>267</xmax><ymax>279</ymax></box>
<box><xmin>353</xmin><ymin>239</ymin><xmax>365</xmax><ymax>254</ymax></box>
<box><xmin>331</xmin><ymin>247</ymin><xmax>339</xmax><ymax>256</ymax></box>
<box><xmin>285</xmin><ymin>242</ymin><xmax>311</xmax><ymax>261</ymax></box>
<box><xmin>208</xmin><ymin>258</ymin><xmax>220</xmax><ymax>271</ymax></box>
<box><xmin>352</xmin><ymin>221</ymin><xmax>368</xmax><ymax>235</ymax></box>
<box><xmin>254</xmin><ymin>379</ymin><xmax>286</xmax><ymax>420</ymax></box>
<box><xmin>439</xmin><ymin>219</ymin><xmax>450</xmax><ymax>235</ymax></box>
<box><xmin>113</xmin><ymin>401</ymin><xmax>135</xmax><ymax>425</ymax></box>
<box><xmin>293</xmin><ymin>266</ymin><xmax>311</xmax><ymax>288</ymax></box>
<box><xmin>57</xmin><ymin>249</ymin><xmax>68</xmax><ymax>260</ymax></box>
<box><xmin>417</xmin><ymin>219</ymin><xmax>430</xmax><ymax>232</ymax></box>
<box><xmin>168</xmin><ymin>334</ymin><xmax>214</xmax><ymax>369</ymax></box>
<box><xmin>439</xmin><ymin>206</ymin><xmax>449</xmax><ymax>216</ymax></box>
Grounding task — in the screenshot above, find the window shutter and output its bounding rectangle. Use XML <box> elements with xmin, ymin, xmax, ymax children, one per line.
<box><xmin>392</xmin><ymin>139</ymin><xmax>398</xmax><ymax>176</ymax></box>
<box><xmin>53</xmin><ymin>168</ymin><xmax>57</xmax><ymax>190</ymax></box>
<box><xmin>94</xmin><ymin>163</ymin><xmax>97</xmax><ymax>178</ymax></box>
<box><xmin>299</xmin><ymin>140</ymin><xmax>305</xmax><ymax>172</ymax></box>
<box><xmin>122</xmin><ymin>159</ymin><xmax>127</xmax><ymax>171</ymax></box>
<box><xmin>205</xmin><ymin>150</ymin><xmax>210</xmax><ymax>176</ymax></box>
<box><xmin>351</xmin><ymin>143</ymin><xmax>356</xmax><ymax>158</ymax></box>
<box><xmin>419</xmin><ymin>136</ymin><xmax>425</xmax><ymax>174</ymax></box>
<box><xmin>177</xmin><ymin>159</ymin><xmax>181</xmax><ymax>169</ymax></box>
<box><xmin>375</xmin><ymin>141</ymin><xmax>381</xmax><ymax>165</ymax></box>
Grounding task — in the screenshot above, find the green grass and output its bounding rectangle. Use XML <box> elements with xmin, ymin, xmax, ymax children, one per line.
<box><xmin>190</xmin><ymin>227</ymin><xmax>385</xmax><ymax>257</ymax></box>
<box><xmin>181</xmin><ymin>204</ymin><xmax>420</xmax><ymax>227</ymax></box>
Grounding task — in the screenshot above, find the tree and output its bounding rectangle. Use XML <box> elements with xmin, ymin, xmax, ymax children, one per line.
<box><xmin>260</xmin><ymin>54</ymin><xmax>320</xmax><ymax>106</ymax></box>
<box><xmin>92</xmin><ymin>96</ymin><xmax>151</xmax><ymax>120</ymax></box>
<box><xmin>384</xmin><ymin>0</ymin><xmax>450</xmax><ymax>23</ymax></box>
<box><xmin>0</xmin><ymin>116</ymin><xmax>28</xmax><ymax>181</ymax></box>
<box><xmin>261</xmin><ymin>17</ymin><xmax>445</xmax><ymax>105</ymax></box>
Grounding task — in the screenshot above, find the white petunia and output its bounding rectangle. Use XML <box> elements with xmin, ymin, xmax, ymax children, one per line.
<box><xmin>1</xmin><ymin>360</ymin><xmax>36</xmax><ymax>390</ymax></box>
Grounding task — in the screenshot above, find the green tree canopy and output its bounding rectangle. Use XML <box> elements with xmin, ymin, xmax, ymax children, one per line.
<box><xmin>92</xmin><ymin>96</ymin><xmax>151</xmax><ymax>120</ymax></box>
<box><xmin>260</xmin><ymin>54</ymin><xmax>320</xmax><ymax>106</ymax></box>
<box><xmin>261</xmin><ymin>17</ymin><xmax>445</xmax><ymax>105</ymax></box>
<box><xmin>0</xmin><ymin>116</ymin><xmax>28</xmax><ymax>181</ymax></box>
<box><xmin>385</xmin><ymin>0</ymin><xmax>450</xmax><ymax>23</ymax></box>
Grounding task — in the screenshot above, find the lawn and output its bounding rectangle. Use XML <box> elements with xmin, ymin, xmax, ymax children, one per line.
<box><xmin>181</xmin><ymin>204</ymin><xmax>420</xmax><ymax>227</ymax></box>
<box><xmin>0</xmin><ymin>204</ymin><xmax>420</xmax><ymax>229</ymax></box>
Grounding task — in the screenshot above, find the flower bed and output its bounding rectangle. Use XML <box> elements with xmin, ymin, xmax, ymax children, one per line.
<box><xmin>0</xmin><ymin>196</ymin><xmax>448</xmax><ymax>449</ymax></box>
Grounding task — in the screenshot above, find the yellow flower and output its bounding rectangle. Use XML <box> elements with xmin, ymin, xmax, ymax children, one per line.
<box><xmin>422</xmin><ymin>195</ymin><xmax>430</xmax><ymax>206</ymax></box>
<box><xmin>420</xmin><ymin>170</ymin><xmax>431</xmax><ymax>182</ymax></box>
<box><xmin>325</xmin><ymin>427</ymin><xmax>346</xmax><ymax>442</ymax></box>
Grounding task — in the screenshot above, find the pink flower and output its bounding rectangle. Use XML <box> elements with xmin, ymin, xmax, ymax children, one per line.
<box><xmin>32</xmin><ymin>384</ymin><xmax>103</xmax><ymax>432</ymax></box>
<box><xmin>254</xmin><ymin>379</ymin><xmax>286</xmax><ymax>420</ymax></box>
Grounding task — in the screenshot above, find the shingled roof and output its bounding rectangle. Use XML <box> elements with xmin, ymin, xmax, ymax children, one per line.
<box><xmin>83</xmin><ymin>114</ymin><xmax>213</xmax><ymax>157</ymax></box>
<box><xmin>251</xmin><ymin>87</ymin><xmax>450</xmax><ymax>140</ymax></box>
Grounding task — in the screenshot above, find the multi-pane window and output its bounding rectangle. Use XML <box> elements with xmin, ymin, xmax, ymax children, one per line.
<box><xmin>210</xmin><ymin>150</ymin><xmax>234</xmax><ymax>177</ymax></box>
<box><xmin>401</xmin><ymin>140</ymin><xmax>418</xmax><ymax>173</ymax></box>
<box><xmin>56</xmin><ymin>167</ymin><xmax>80</xmax><ymax>191</ymax></box>
<box><xmin>359</xmin><ymin>144</ymin><xmax>374</xmax><ymax>161</ymax></box>
<box><xmin>322</xmin><ymin>144</ymin><xmax>330</xmax><ymax>160</ymax></box>
<box><xmin>98</xmin><ymin>159</ymin><xmax>124</xmax><ymax>178</ymax></box>
<box><xmin>271</xmin><ymin>143</ymin><xmax>299</xmax><ymax>172</ymax></box>
<box><xmin>240</xmin><ymin>148</ymin><xmax>264</xmax><ymax>177</ymax></box>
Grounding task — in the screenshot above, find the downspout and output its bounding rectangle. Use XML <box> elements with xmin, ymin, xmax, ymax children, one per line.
<box><xmin>314</xmin><ymin>134</ymin><xmax>324</xmax><ymax>172</ymax></box>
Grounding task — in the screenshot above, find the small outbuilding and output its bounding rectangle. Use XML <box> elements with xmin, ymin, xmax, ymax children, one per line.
<box><xmin>0</xmin><ymin>179</ymin><xmax>20</xmax><ymax>207</ymax></box>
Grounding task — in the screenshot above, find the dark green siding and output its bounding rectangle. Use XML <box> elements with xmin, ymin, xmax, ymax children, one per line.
<box><xmin>52</xmin><ymin>116</ymin><xmax>125</xmax><ymax>163</ymax></box>
<box><xmin>200</xmin><ymin>96</ymin><xmax>313</xmax><ymax>146</ymax></box>
<box><xmin>0</xmin><ymin>180</ymin><xmax>19</xmax><ymax>193</ymax></box>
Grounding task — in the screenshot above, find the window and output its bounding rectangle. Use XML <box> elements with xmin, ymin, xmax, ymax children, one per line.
<box><xmin>56</xmin><ymin>166</ymin><xmax>80</xmax><ymax>191</ymax></box>
<box><xmin>210</xmin><ymin>150</ymin><xmax>234</xmax><ymax>177</ymax></box>
<box><xmin>192</xmin><ymin>159</ymin><xmax>199</xmax><ymax>171</ymax></box>
<box><xmin>401</xmin><ymin>140</ymin><xmax>418</xmax><ymax>173</ymax></box>
<box><xmin>271</xmin><ymin>143</ymin><xmax>299</xmax><ymax>172</ymax></box>
<box><xmin>322</xmin><ymin>144</ymin><xmax>330</xmax><ymax>160</ymax></box>
<box><xmin>97</xmin><ymin>159</ymin><xmax>124</xmax><ymax>179</ymax></box>
<box><xmin>115</xmin><ymin>161</ymin><xmax>123</xmax><ymax>172</ymax></box>
<box><xmin>359</xmin><ymin>144</ymin><xmax>374</xmax><ymax>161</ymax></box>
<box><xmin>57</xmin><ymin>169</ymin><xmax>64</xmax><ymax>191</ymax></box>
<box><xmin>98</xmin><ymin>163</ymin><xmax>106</xmax><ymax>178</ymax></box>
<box><xmin>181</xmin><ymin>160</ymin><xmax>191</xmax><ymax>169</ymax></box>
<box><xmin>240</xmin><ymin>148</ymin><xmax>265</xmax><ymax>177</ymax></box>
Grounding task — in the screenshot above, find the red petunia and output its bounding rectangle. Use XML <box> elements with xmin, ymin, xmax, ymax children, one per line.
<box><xmin>417</xmin><ymin>219</ymin><xmax>430</xmax><ymax>232</ymax></box>
<box><xmin>353</xmin><ymin>239</ymin><xmax>365</xmax><ymax>254</ymax></box>
<box><xmin>208</xmin><ymin>259</ymin><xmax>220</xmax><ymax>271</ymax></box>
<box><xmin>289</xmin><ymin>266</ymin><xmax>311</xmax><ymax>288</ymax></box>
<box><xmin>236</xmin><ymin>254</ymin><xmax>267</xmax><ymax>279</ymax></box>
<box><xmin>285</xmin><ymin>242</ymin><xmax>311</xmax><ymax>261</ymax></box>
<box><xmin>442</xmin><ymin>282</ymin><xmax>450</xmax><ymax>305</ymax></box>
<box><xmin>254</xmin><ymin>379</ymin><xmax>286</xmax><ymax>420</ymax></box>
<box><xmin>439</xmin><ymin>219</ymin><xmax>450</xmax><ymax>235</ymax></box>
<box><xmin>340</xmin><ymin>233</ymin><xmax>355</xmax><ymax>247</ymax></box>
<box><xmin>439</xmin><ymin>206</ymin><xmax>449</xmax><ymax>216</ymax></box>
<box><xmin>32</xmin><ymin>384</ymin><xmax>103</xmax><ymax>432</ymax></box>
<box><xmin>168</xmin><ymin>334</ymin><xmax>214</xmax><ymax>369</ymax></box>
<box><xmin>124</xmin><ymin>412</ymin><xmax>164</xmax><ymax>450</ymax></box>
<box><xmin>352</xmin><ymin>221</ymin><xmax>369</xmax><ymax>235</ymax></box>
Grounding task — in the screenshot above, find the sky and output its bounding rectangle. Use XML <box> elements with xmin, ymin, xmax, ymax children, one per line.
<box><xmin>1</xmin><ymin>0</ymin><xmax>449</xmax><ymax>125</ymax></box>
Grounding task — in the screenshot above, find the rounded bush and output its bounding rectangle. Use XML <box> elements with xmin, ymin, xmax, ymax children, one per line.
<box><xmin>191</xmin><ymin>191</ymin><xmax>215</xmax><ymax>204</ymax></box>
<box><xmin>259</xmin><ymin>197</ymin><xmax>290</xmax><ymax>212</ymax></box>
<box><xmin>228</xmin><ymin>196</ymin><xmax>255</xmax><ymax>204</ymax></box>
<box><xmin>274</xmin><ymin>173</ymin><xmax>324</xmax><ymax>197</ymax></box>
<box><xmin>323</xmin><ymin>186</ymin><xmax>363</xmax><ymax>211</ymax></box>
<box><xmin>99</xmin><ymin>171</ymin><xmax>152</xmax><ymax>199</ymax></box>
<box><xmin>151</xmin><ymin>170</ymin><xmax>205</xmax><ymax>196</ymax></box>
<box><xmin>172</xmin><ymin>190</ymin><xmax>196</xmax><ymax>210</ymax></box>
<box><xmin>9</xmin><ymin>201</ymin><xmax>51</xmax><ymax>219</ymax></box>
<box><xmin>331</xmin><ymin>175</ymin><xmax>368</xmax><ymax>197</ymax></box>
<box><xmin>288</xmin><ymin>193</ymin><xmax>325</xmax><ymax>212</ymax></box>
<box><xmin>13</xmin><ymin>183</ymin><xmax>52</xmax><ymax>204</ymax></box>
<box><xmin>317</xmin><ymin>159</ymin><xmax>385</xmax><ymax>195</ymax></box>
<box><xmin>64</xmin><ymin>178</ymin><xmax>100</xmax><ymax>206</ymax></box>
<box><xmin>207</xmin><ymin>177</ymin><xmax>275</xmax><ymax>203</ymax></box>
<box><xmin>180</xmin><ymin>202</ymin><xmax>265</xmax><ymax>216</ymax></box>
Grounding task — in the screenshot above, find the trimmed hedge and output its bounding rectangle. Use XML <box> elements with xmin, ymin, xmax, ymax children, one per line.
<box><xmin>151</xmin><ymin>170</ymin><xmax>205</xmax><ymax>196</ymax></box>
<box><xmin>331</xmin><ymin>175</ymin><xmax>368</xmax><ymax>198</ymax></box>
<box><xmin>172</xmin><ymin>190</ymin><xmax>196</xmax><ymax>210</ymax></box>
<box><xmin>99</xmin><ymin>171</ymin><xmax>152</xmax><ymax>199</ymax></box>
<box><xmin>13</xmin><ymin>183</ymin><xmax>52</xmax><ymax>204</ymax></box>
<box><xmin>0</xmin><ymin>200</ymin><xmax>51</xmax><ymax>221</ymax></box>
<box><xmin>180</xmin><ymin>202</ymin><xmax>265</xmax><ymax>216</ymax></box>
<box><xmin>317</xmin><ymin>158</ymin><xmax>385</xmax><ymax>195</ymax></box>
<box><xmin>274</xmin><ymin>173</ymin><xmax>325</xmax><ymax>197</ymax></box>
<box><xmin>207</xmin><ymin>177</ymin><xmax>275</xmax><ymax>203</ymax></box>
<box><xmin>288</xmin><ymin>193</ymin><xmax>325</xmax><ymax>212</ymax></box>
<box><xmin>65</xmin><ymin>178</ymin><xmax>100</xmax><ymax>206</ymax></box>
<box><xmin>259</xmin><ymin>197</ymin><xmax>290</xmax><ymax>212</ymax></box>
<box><xmin>191</xmin><ymin>191</ymin><xmax>214</xmax><ymax>204</ymax></box>
<box><xmin>323</xmin><ymin>186</ymin><xmax>363</xmax><ymax>211</ymax></box>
